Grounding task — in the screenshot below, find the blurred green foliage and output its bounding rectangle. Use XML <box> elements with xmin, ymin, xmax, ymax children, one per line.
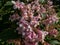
<box><xmin>0</xmin><ymin>0</ymin><xmax>20</xmax><ymax>44</ymax></box>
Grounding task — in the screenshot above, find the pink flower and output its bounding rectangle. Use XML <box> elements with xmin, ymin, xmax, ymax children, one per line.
<box><xmin>49</xmin><ymin>29</ymin><xmax>58</xmax><ymax>37</ymax></box>
<box><xmin>43</xmin><ymin>15</ymin><xmax>58</xmax><ymax>25</ymax></box>
<box><xmin>21</xmin><ymin>25</ymin><xmax>38</xmax><ymax>45</ymax></box>
<box><xmin>20</xmin><ymin>18</ymin><xmax>29</xmax><ymax>27</ymax></box>
<box><xmin>12</xmin><ymin>1</ymin><xmax>25</xmax><ymax>9</ymax></box>
<box><xmin>47</xmin><ymin>0</ymin><xmax>53</xmax><ymax>5</ymax></box>
<box><xmin>9</xmin><ymin>13</ymin><xmax>20</xmax><ymax>21</ymax></box>
<box><xmin>40</xmin><ymin>5</ymin><xmax>46</xmax><ymax>13</ymax></box>
<box><xmin>37</xmin><ymin>30</ymin><xmax>48</xmax><ymax>43</ymax></box>
<box><xmin>50</xmin><ymin>15</ymin><xmax>58</xmax><ymax>23</ymax></box>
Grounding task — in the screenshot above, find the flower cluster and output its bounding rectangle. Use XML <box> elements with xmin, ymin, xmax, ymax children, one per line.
<box><xmin>49</xmin><ymin>29</ymin><xmax>58</xmax><ymax>37</ymax></box>
<box><xmin>9</xmin><ymin>0</ymin><xmax>59</xmax><ymax>45</ymax></box>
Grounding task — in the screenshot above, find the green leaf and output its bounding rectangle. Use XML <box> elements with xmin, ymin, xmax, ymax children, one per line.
<box><xmin>39</xmin><ymin>0</ymin><xmax>45</xmax><ymax>3</ymax></box>
<box><xmin>41</xmin><ymin>13</ymin><xmax>46</xmax><ymax>19</ymax></box>
<box><xmin>50</xmin><ymin>40</ymin><xmax>60</xmax><ymax>45</ymax></box>
<box><xmin>5</xmin><ymin>1</ymin><xmax>13</xmax><ymax>6</ymax></box>
<box><xmin>0</xmin><ymin>17</ymin><xmax>2</xmax><ymax>20</ymax></box>
<box><xmin>0</xmin><ymin>1</ymin><xmax>2</xmax><ymax>7</ymax></box>
<box><xmin>40</xmin><ymin>23</ymin><xmax>45</xmax><ymax>30</ymax></box>
<box><xmin>1</xmin><ymin>41</ymin><xmax>5</xmax><ymax>45</ymax></box>
<box><xmin>0</xmin><ymin>15</ymin><xmax>2</xmax><ymax>20</ymax></box>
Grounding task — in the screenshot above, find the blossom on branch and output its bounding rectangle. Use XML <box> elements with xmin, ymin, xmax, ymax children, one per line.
<box><xmin>9</xmin><ymin>0</ymin><xmax>59</xmax><ymax>45</ymax></box>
